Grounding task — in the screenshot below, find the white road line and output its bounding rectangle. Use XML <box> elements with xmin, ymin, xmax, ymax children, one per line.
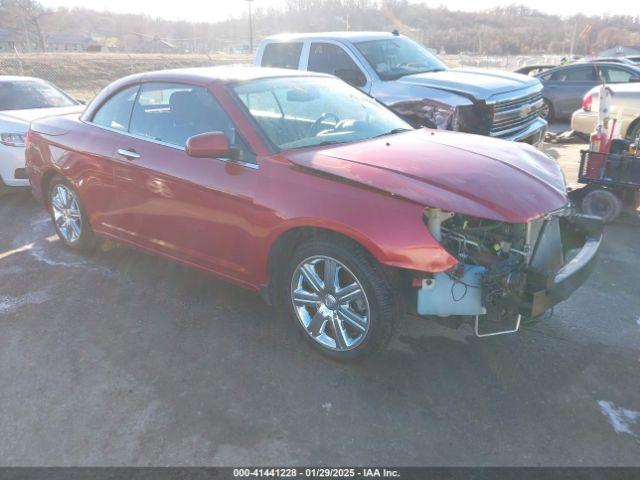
<box><xmin>0</xmin><ymin>242</ymin><xmax>34</xmax><ymax>261</ymax></box>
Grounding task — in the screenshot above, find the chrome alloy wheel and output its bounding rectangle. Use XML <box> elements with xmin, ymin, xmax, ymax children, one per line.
<box><xmin>291</xmin><ymin>255</ymin><xmax>370</xmax><ymax>351</ymax></box>
<box><xmin>50</xmin><ymin>184</ymin><xmax>82</xmax><ymax>244</ymax></box>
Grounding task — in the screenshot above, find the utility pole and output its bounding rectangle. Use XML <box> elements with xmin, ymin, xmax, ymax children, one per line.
<box><xmin>20</xmin><ymin>13</ymin><xmax>31</xmax><ymax>52</ymax></box>
<box><xmin>246</xmin><ymin>0</ymin><xmax>254</xmax><ymax>53</ymax></box>
<box><xmin>569</xmin><ymin>21</ymin><xmax>577</xmax><ymax>59</ymax></box>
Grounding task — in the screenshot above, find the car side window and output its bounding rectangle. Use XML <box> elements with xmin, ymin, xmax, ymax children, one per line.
<box><xmin>308</xmin><ymin>43</ymin><xmax>366</xmax><ymax>87</ymax></box>
<box><xmin>91</xmin><ymin>85</ymin><xmax>140</xmax><ymax>131</ymax></box>
<box><xmin>551</xmin><ymin>66</ymin><xmax>597</xmax><ymax>82</ymax></box>
<box><xmin>128</xmin><ymin>82</ymin><xmax>256</xmax><ymax>164</ymax></box>
<box><xmin>261</xmin><ymin>42</ymin><xmax>303</xmax><ymax>69</ymax></box>
<box><xmin>129</xmin><ymin>82</ymin><xmax>234</xmax><ymax>148</ymax></box>
<box><xmin>236</xmin><ymin>90</ymin><xmax>283</xmax><ymax>118</ymax></box>
<box><xmin>599</xmin><ymin>66</ymin><xmax>634</xmax><ymax>83</ymax></box>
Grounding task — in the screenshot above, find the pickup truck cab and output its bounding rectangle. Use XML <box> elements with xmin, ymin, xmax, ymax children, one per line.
<box><xmin>255</xmin><ymin>31</ymin><xmax>547</xmax><ymax>146</ymax></box>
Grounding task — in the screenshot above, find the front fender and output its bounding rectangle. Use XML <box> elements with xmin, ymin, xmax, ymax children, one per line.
<box><xmin>255</xmin><ymin>160</ymin><xmax>458</xmax><ymax>285</ymax></box>
<box><xmin>371</xmin><ymin>82</ymin><xmax>478</xmax><ymax>130</ymax></box>
<box><xmin>266</xmin><ymin>204</ymin><xmax>458</xmax><ymax>275</ymax></box>
<box><xmin>371</xmin><ymin>82</ymin><xmax>475</xmax><ymax>109</ymax></box>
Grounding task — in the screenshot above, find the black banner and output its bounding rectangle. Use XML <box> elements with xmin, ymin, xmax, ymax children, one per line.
<box><xmin>1</xmin><ymin>468</ymin><xmax>640</xmax><ymax>480</ymax></box>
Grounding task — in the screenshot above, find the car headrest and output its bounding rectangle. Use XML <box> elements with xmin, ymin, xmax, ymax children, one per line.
<box><xmin>170</xmin><ymin>90</ymin><xmax>200</xmax><ymax>119</ymax></box>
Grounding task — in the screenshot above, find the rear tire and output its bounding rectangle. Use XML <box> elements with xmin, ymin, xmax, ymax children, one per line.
<box><xmin>48</xmin><ymin>175</ymin><xmax>95</xmax><ymax>251</ymax></box>
<box><xmin>278</xmin><ymin>236</ymin><xmax>399</xmax><ymax>361</ymax></box>
<box><xmin>581</xmin><ymin>188</ymin><xmax>622</xmax><ymax>223</ymax></box>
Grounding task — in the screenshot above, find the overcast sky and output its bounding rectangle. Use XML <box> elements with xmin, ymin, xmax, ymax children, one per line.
<box><xmin>38</xmin><ymin>0</ymin><xmax>640</xmax><ymax>22</ymax></box>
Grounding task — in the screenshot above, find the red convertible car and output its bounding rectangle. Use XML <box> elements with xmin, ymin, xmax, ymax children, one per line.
<box><xmin>26</xmin><ymin>67</ymin><xmax>602</xmax><ymax>360</ymax></box>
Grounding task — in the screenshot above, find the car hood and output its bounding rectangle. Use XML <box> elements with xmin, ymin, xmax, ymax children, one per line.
<box><xmin>397</xmin><ymin>68</ymin><xmax>541</xmax><ymax>101</ymax></box>
<box><xmin>0</xmin><ymin>105</ymin><xmax>84</xmax><ymax>130</ymax></box>
<box><xmin>285</xmin><ymin>129</ymin><xmax>567</xmax><ymax>223</ymax></box>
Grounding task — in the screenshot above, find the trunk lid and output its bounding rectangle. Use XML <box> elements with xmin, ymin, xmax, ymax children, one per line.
<box><xmin>0</xmin><ymin>105</ymin><xmax>84</xmax><ymax>133</ymax></box>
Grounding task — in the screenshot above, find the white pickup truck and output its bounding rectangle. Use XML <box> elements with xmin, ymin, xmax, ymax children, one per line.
<box><xmin>255</xmin><ymin>31</ymin><xmax>547</xmax><ymax>145</ymax></box>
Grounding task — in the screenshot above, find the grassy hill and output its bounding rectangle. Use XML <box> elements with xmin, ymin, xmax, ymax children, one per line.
<box><xmin>0</xmin><ymin>52</ymin><xmax>252</xmax><ymax>100</ymax></box>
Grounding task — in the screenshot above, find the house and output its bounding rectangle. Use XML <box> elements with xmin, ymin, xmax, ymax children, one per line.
<box><xmin>0</xmin><ymin>28</ymin><xmax>33</xmax><ymax>52</ymax></box>
<box><xmin>89</xmin><ymin>36</ymin><xmax>119</xmax><ymax>52</ymax></box>
<box><xmin>44</xmin><ymin>33</ymin><xmax>93</xmax><ymax>52</ymax></box>
<box><xmin>128</xmin><ymin>35</ymin><xmax>177</xmax><ymax>53</ymax></box>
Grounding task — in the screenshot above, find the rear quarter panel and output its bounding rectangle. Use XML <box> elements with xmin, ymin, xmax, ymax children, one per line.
<box><xmin>613</xmin><ymin>92</ymin><xmax>640</xmax><ymax>137</ymax></box>
<box><xmin>27</xmin><ymin>115</ymin><xmax>120</xmax><ymax>232</ymax></box>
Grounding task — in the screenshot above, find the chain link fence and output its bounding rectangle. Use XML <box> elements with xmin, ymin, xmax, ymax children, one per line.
<box><xmin>0</xmin><ymin>51</ymin><xmax>565</xmax><ymax>102</ymax></box>
<box><xmin>444</xmin><ymin>54</ymin><xmax>565</xmax><ymax>70</ymax></box>
<box><xmin>0</xmin><ymin>51</ymin><xmax>252</xmax><ymax>101</ymax></box>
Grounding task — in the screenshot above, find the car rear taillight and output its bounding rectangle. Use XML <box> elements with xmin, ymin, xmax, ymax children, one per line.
<box><xmin>582</xmin><ymin>93</ymin><xmax>593</xmax><ymax>111</ymax></box>
<box><xmin>24</xmin><ymin>130</ymin><xmax>30</xmax><ymax>148</ymax></box>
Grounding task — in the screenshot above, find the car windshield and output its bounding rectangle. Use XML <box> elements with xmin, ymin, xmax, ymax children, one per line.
<box><xmin>232</xmin><ymin>76</ymin><xmax>412</xmax><ymax>150</ymax></box>
<box><xmin>354</xmin><ymin>37</ymin><xmax>447</xmax><ymax>81</ymax></box>
<box><xmin>0</xmin><ymin>79</ymin><xmax>77</xmax><ymax>111</ymax></box>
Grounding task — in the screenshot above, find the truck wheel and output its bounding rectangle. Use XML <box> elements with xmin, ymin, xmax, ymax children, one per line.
<box><xmin>541</xmin><ymin>99</ymin><xmax>554</xmax><ymax>122</ymax></box>
<box><xmin>626</xmin><ymin>122</ymin><xmax>640</xmax><ymax>142</ymax></box>
<box><xmin>581</xmin><ymin>188</ymin><xmax>622</xmax><ymax>223</ymax></box>
<box><xmin>48</xmin><ymin>175</ymin><xmax>95</xmax><ymax>251</ymax></box>
<box><xmin>281</xmin><ymin>236</ymin><xmax>399</xmax><ymax>360</ymax></box>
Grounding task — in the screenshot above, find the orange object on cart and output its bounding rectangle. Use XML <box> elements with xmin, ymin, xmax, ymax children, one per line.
<box><xmin>586</xmin><ymin>125</ymin><xmax>609</xmax><ymax>179</ymax></box>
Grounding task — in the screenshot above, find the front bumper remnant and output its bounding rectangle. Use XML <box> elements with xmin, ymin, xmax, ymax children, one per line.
<box><xmin>414</xmin><ymin>212</ymin><xmax>602</xmax><ymax>336</ymax></box>
<box><xmin>521</xmin><ymin>214</ymin><xmax>603</xmax><ymax>318</ymax></box>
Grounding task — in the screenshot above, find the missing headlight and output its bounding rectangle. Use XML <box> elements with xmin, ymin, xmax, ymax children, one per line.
<box><xmin>420</xmin><ymin>210</ymin><xmax>530</xmax><ymax>330</ymax></box>
<box><xmin>392</xmin><ymin>99</ymin><xmax>459</xmax><ymax>130</ymax></box>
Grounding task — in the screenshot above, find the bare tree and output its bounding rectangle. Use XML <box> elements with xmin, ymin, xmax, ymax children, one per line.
<box><xmin>3</xmin><ymin>0</ymin><xmax>639</xmax><ymax>56</ymax></box>
<box><xmin>0</xmin><ymin>0</ymin><xmax>46</xmax><ymax>50</ymax></box>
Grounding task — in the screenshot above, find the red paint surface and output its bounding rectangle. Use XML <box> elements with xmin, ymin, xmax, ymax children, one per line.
<box><xmin>26</xmin><ymin>68</ymin><xmax>568</xmax><ymax>291</ymax></box>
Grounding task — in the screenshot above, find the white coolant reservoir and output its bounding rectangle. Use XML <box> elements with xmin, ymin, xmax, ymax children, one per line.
<box><xmin>417</xmin><ymin>265</ymin><xmax>487</xmax><ymax>317</ymax></box>
<box><xmin>426</xmin><ymin>208</ymin><xmax>454</xmax><ymax>241</ymax></box>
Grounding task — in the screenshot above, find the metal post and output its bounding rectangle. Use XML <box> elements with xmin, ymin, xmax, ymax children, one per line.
<box><xmin>246</xmin><ymin>0</ymin><xmax>254</xmax><ymax>53</ymax></box>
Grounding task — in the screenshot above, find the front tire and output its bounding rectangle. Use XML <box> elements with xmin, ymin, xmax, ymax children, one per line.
<box><xmin>541</xmin><ymin>99</ymin><xmax>554</xmax><ymax>122</ymax></box>
<box><xmin>280</xmin><ymin>237</ymin><xmax>399</xmax><ymax>361</ymax></box>
<box><xmin>48</xmin><ymin>175</ymin><xmax>95</xmax><ymax>251</ymax></box>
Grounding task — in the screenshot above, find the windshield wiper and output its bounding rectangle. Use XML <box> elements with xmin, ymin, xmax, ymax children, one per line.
<box><xmin>315</xmin><ymin>140</ymin><xmax>349</xmax><ymax>147</ymax></box>
<box><xmin>373</xmin><ymin>128</ymin><xmax>412</xmax><ymax>138</ymax></box>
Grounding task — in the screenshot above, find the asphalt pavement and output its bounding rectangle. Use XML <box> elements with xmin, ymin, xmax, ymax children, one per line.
<box><xmin>1</xmin><ymin>130</ymin><xmax>639</xmax><ymax>466</ymax></box>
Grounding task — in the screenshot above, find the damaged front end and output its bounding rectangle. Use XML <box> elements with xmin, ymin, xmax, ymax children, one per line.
<box><xmin>415</xmin><ymin>207</ymin><xmax>603</xmax><ymax>336</ymax></box>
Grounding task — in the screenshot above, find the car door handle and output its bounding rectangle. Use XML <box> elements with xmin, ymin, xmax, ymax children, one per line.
<box><xmin>117</xmin><ymin>148</ymin><xmax>141</xmax><ymax>160</ymax></box>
